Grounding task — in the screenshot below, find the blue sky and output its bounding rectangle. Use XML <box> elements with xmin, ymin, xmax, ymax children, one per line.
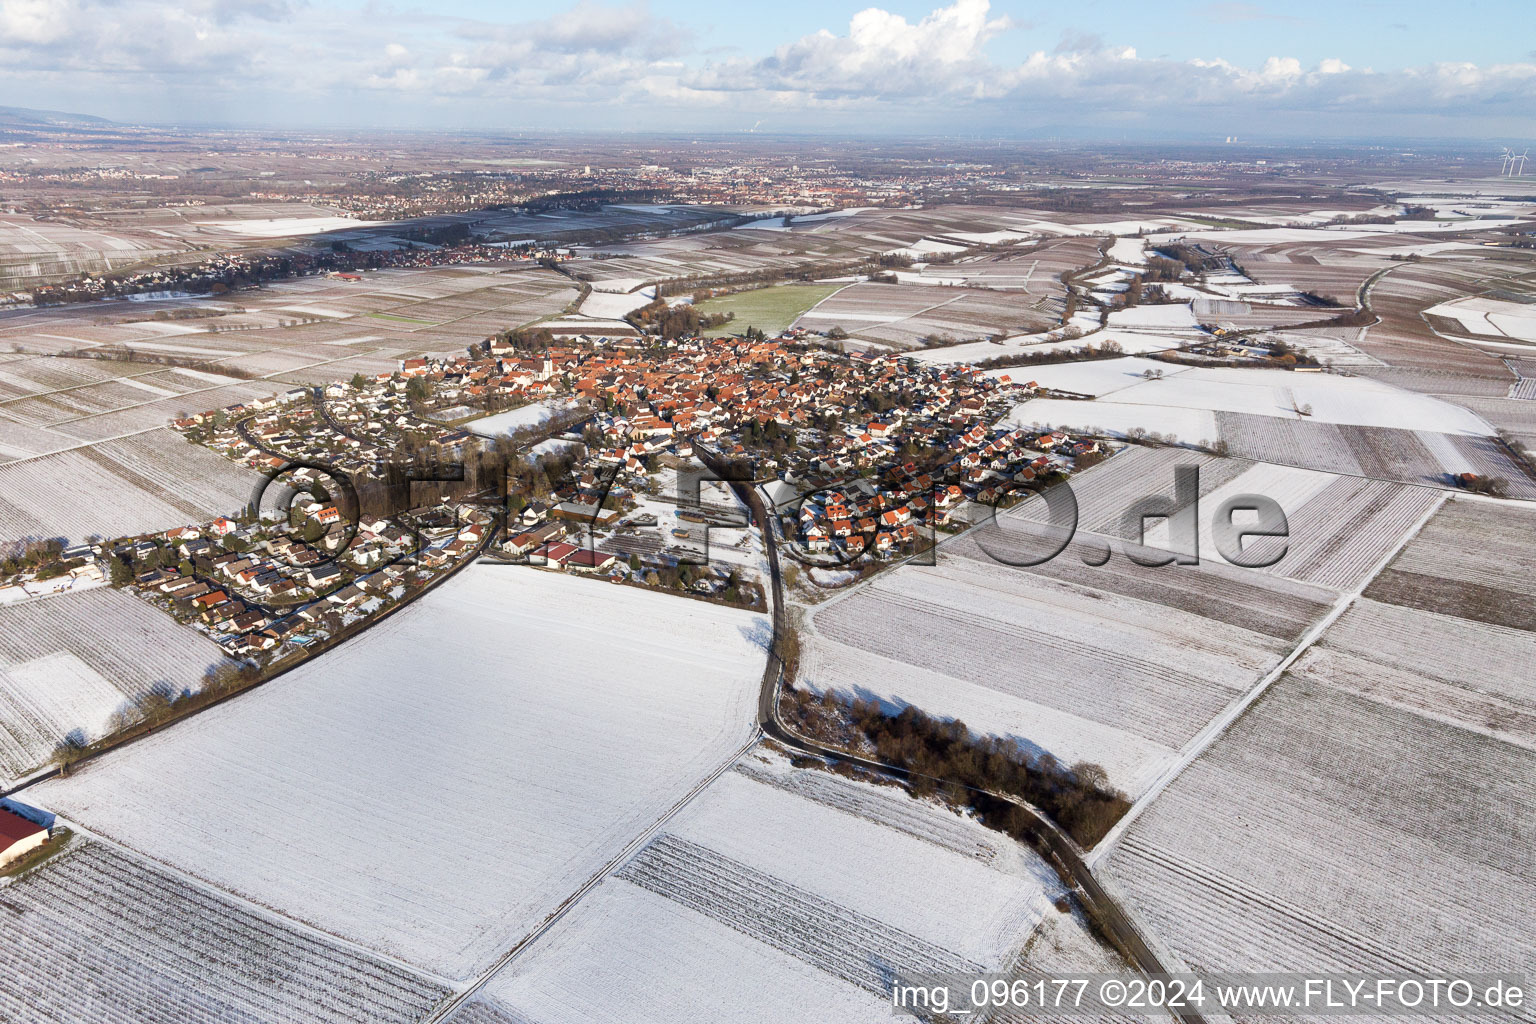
<box><xmin>1</xmin><ymin>0</ymin><xmax>1533</xmax><ymax>139</ymax></box>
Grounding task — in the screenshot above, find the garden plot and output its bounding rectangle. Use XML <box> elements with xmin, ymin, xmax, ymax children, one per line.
<box><xmin>1293</xmin><ymin>599</ymin><xmax>1536</xmax><ymax>747</ymax></box>
<box><xmin>1363</xmin><ymin>499</ymin><xmax>1536</xmax><ymax>632</ymax></box>
<box><xmin>790</xmin><ymin>281</ymin><xmax>1057</xmax><ymax>348</ymax></box>
<box><xmin>0</xmin><ymin>841</ymin><xmax>451</xmax><ymax>1024</ymax></box>
<box><xmin>48</xmin><ymin>379</ymin><xmax>284</xmax><ymax>442</ymax></box>
<box><xmin>475</xmin><ymin>749</ymin><xmax>1060</xmax><ymax>1023</ymax></box>
<box><xmin>0</xmin><ymin>587</ymin><xmax>233</xmax><ymax>785</ymax></box>
<box><xmin>1102</xmin><ymin>493</ymin><xmax>1536</xmax><ymax>998</ymax></box>
<box><xmin>1253</xmin><ymin>476</ymin><xmax>1442</xmax><ymax>591</ymax></box>
<box><xmin>804</xmin><ymin>515</ymin><xmax>1332</xmax><ymax>797</ymax></box>
<box><xmin>1378</xmin><ymin>499</ymin><xmax>1536</xmax><ymax>598</ymax></box>
<box><xmin>32</xmin><ymin>567</ymin><xmax>767</xmax><ymax>981</ymax></box>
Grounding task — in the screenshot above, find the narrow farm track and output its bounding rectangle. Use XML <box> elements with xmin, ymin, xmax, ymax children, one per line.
<box><xmin>694</xmin><ymin>445</ymin><xmax>1211</xmax><ymax>1024</ymax></box>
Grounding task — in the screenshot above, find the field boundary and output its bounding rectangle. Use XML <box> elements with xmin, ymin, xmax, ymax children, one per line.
<box><xmin>1087</xmin><ymin>487</ymin><xmax>1449</xmax><ymax>863</ymax></box>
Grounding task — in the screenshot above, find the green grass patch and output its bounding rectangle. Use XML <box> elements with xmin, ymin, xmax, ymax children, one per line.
<box><xmin>694</xmin><ymin>283</ymin><xmax>846</xmax><ymax>338</ymax></box>
<box><xmin>365</xmin><ymin>312</ymin><xmax>437</xmax><ymax>325</ymax></box>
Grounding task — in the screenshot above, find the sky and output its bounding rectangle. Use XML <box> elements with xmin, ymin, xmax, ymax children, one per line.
<box><xmin>1</xmin><ymin>0</ymin><xmax>1533</xmax><ymax>140</ymax></box>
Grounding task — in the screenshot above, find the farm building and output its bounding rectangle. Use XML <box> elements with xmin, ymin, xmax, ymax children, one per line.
<box><xmin>0</xmin><ymin>807</ymin><xmax>47</xmax><ymax>867</ymax></box>
<box><xmin>550</xmin><ymin>501</ymin><xmax>623</xmax><ymax>526</ymax></box>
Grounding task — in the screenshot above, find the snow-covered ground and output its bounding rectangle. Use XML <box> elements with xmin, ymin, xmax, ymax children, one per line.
<box><xmin>476</xmin><ymin>749</ymin><xmax>1061</xmax><ymax>1021</ymax></box>
<box><xmin>1105</xmin><ymin>302</ymin><xmax>1201</xmax><ymax>331</ymax></box>
<box><xmin>997</xmin><ymin>360</ymin><xmax>1495</xmax><ymax>434</ymax></box>
<box><xmin>1426</xmin><ymin>296</ymin><xmax>1536</xmax><ymax>343</ymax></box>
<box><xmin>472</xmin><ymin>880</ymin><xmax>895</xmax><ymax>1024</ymax></box>
<box><xmin>464</xmin><ymin>397</ymin><xmax>579</xmax><ymax>437</ymax></box>
<box><xmin>985</xmin><ymin>355</ymin><xmax>1180</xmax><ymax>396</ymax></box>
<box><xmin>885</xmin><ymin>238</ymin><xmax>970</xmax><ymax>259</ymax></box>
<box><xmin>32</xmin><ymin>568</ymin><xmax>768</xmax><ymax>981</ymax></box>
<box><xmin>948</xmin><ymin>229</ymin><xmax>1032</xmax><ymax>245</ymax></box>
<box><xmin>1006</xmin><ymin>398</ymin><xmax>1218</xmax><ymax>443</ymax></box>
<box><xmin>0</xmin><ymin>588</ymin><xmax>233</xmax><ymax>785</ymax></box>
<box><xmin>527</xmin><ymin>437</ymin><xmax>584</xmax><ymax>459</ymax></box>
<box><xmin>1107</xmin><ymin>237</ymin><xmax>1147</xmax><ymax>264</ymax></box>
<box><xmin>195</xmin><ymin>216</ymin><xmax>388</xmax><ymax>237</ymax></box>
<box><xmin>909</xmin><ymin>329</ymin><xmax>1179</xmax><ymax>367</ymax></box>
<box><xmin>581</xmin><ymin>285</ymin><xmax>656</xmax><ymax>320</ymax></box>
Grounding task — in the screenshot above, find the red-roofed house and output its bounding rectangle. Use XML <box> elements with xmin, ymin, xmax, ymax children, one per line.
<box><xmin>0</xmin><ymin>808</ymin><xmax>47</xmax><ymax>868</ymax></box>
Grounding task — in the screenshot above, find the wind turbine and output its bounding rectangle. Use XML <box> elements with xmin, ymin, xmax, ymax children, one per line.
<box><xmin>1517</xmin><ymin>150</ymin><xmax>1530</xmax><ymax>177</ymax></box>
<box><xmin>1500</xmin><ymin>147</ymin><xmax>1513</xmax><ymax>176</ymax></box>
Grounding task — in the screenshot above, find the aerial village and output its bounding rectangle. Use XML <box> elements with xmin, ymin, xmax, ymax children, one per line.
<box><xmin>0</xmin><ymin>321</ymin><xmax>1115</xmax><ymax>666</ymax></box>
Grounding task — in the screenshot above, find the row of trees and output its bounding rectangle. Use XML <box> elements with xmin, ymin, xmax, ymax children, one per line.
<box><xmin>780</xmin><ymin>687</ymin><xmax>1131</xmax><ymax>848</ymax></box>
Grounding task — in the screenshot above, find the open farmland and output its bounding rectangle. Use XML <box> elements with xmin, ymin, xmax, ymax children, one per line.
<box><xmin>0</xmin><ymin>211</ymin><xmax>188</xmax><ymax>291</ymax></box>
<box><xmin>31</xmin><ymin>567</ymin><xmax>767</xmax><ymax>981</ymax></box>
<box><xmin>1101</xmin><ymin>495</ymin><xmax>1536</xmax><ymax>1013</ymax></box>
<box><xmin>1365</xmin><ymin>498</ymin><xmax>1536</xmax><ymax>631</ymax></box>
<box><xmin>999</xmin><ymin>358</ymin><xmax>1535</xmax><ymax>494</ymax></box>
<box><xmin>0</xmin><ymin>841</ymin><xmax>452</xmax><ymax>1024</ymax></box>
<box><xmin>0</xmin><ymin>265</ymin><xmax>578</xmax><ymax>385</ymax></box>
<box><xmin>794</xmin><ymin>282</ymin><xmax>1058</xmax><ymax>348</ymax></box>
<box><xmin>0</xmin><ymin>427</ymin><xmax>265</xmax><ymax>544</ymax></box>
<box><xmin>1101</xmin><ymin>670</ymin><xmax>1536</xmax><ymax>1004</ymax></box>
<box><xmin>695</xmin><ymin>283</ymin><xmax>846</xmax><ymax>337</ymax></box>
<box><xmin>801</xmin><ymin>463</ymin><xmax>1335</xmax><ymax>798</ymax></box>
<box><xmin>465</xmin><ymin>748</ymin><xmax>1073</xmax><ymax>1024</ymax></box>
<box><xmin>0</xmin><ymin>586</ymin><xmax>235</xmax><ymax>784</ymax></box>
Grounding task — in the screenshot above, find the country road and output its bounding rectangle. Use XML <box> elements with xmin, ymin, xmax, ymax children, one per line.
<box><xmin>695</xmin><ymin>444</ymin><xmax>1209</xmax><ymax>1024</ymax></box>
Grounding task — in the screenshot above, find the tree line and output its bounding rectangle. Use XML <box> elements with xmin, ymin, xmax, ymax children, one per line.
<box><xmin>781</xmin><ymin>687</ymin><xmax>1132</xmax><ymax>848</ymax></box>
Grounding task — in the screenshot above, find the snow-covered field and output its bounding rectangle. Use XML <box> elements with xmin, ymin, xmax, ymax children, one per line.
<box><xmin>0</xmin><ymin>427</ymin><xmax>269</xmax><ymax>544</ymax></box>
<box><xmin>1008</xmin><ymin>397</ymin><xmax>1218</xmax><ymax>444</ymax></box>
<box><xmin>1105</xmin><ymin>302</ymin><xmax>1201</xmax><ymax>331</ymax></box>
<box><xmin>909</xmin><ymin>329</ymin><xmax>1179</xmax><ymax>367</ymax></box>
<box><xmin>986</xmin><ymin>355</ymin><xmax>1176</xmax><ymax>396</ymax></box>
<box><xmin>196</xmin><ymin>216</ymin><xmax>389</xmax><ymax>237</ymax></box>
<box><xmin>464</xmin><ymin>398</ymin><xmax>579</xmax><ymax>438</ymax></box>
<box><xmin>1104</xmin><ymin>640</ymin><xmax>1536</xmax><ymax>994</ymax></box>
<box><xmin>474</xmin><ymin>749</ymin><xmax>1062</xmax><ymax>1022</ymax></box>
<box><xmin>804</xmin><ymin>505</ymin><xmax>1332</xmax><ymax>798</ymax></box>
<box><xmin>581</xmin><ymin>284</ymin><xmax>656</xmax><ymax>320</ymax></box>
<box><xmin>1102</xmin><ymin>495</ymin><xmax>1536</xmax><ymax>996</ymax></box>
<box><xmin>0</xmin><ymin>841</ymin><xmax>451</xmax><ymax>1024</ymax></box>
<box><xmin>32</xmin><ymin>568</ymin><xmax>768</xmax><ymax>980</ymax></box>
<box><xmin>1426</xmin><ymin>296</ymin><xmax>1536</xmax><ymax>343</ymax></box>
<box><xmin>1000</xmin><ymin>361</ymin><xmax>1495</xmax><ymax>435</ymax></box>
<box><xmin>0</xmin><ymin>587</ymin><xmax>234</xmax><ymax>785</ymax></box>
<box><xmin>1107</xmin><ymin>237</ymin><xmax>1147</xmax><ymax>264</ymax></box>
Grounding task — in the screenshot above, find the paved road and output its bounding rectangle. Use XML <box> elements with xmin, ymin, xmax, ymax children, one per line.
<box><xmin>695</xmin><ymin>444</ymin><xmax>1207</xmax><ymax>1024</ymax></box>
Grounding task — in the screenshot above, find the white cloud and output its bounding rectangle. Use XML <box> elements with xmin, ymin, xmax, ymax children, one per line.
<box><xmin>0</xmin><ymin>0</ymin><xmax>1531</xmax><ymax>134</ymax></box>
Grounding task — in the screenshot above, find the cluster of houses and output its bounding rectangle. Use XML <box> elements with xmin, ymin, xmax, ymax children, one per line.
<box><xmin>0</xmin><ymin>544</ymin><xmax>105</xmax><ymax>605</ymax></box>
<box><xmin>170</xmin><ymin>327</ymin><xmax>1119</xmax><ymax>602</ymax></box>
<box><xmin>787</xmin><ymin>426</ymin><xmax>1100</xmax><ymax>562</ymax></box>
<box><xmin>113</xmin><ymin>503</ymin><xmax>488</xmax><ymax>657</ymax></box>
<box><xmin>175</xmin><ymin>350</ymin><xmax>568</xmax><ymax>475</ymax></box>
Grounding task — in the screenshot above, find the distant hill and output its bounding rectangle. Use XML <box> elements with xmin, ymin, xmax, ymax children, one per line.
<box><xmin>0</xmin><ymin>106</ymin><xmax>116</xmax><ymax>128</ymax></box>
